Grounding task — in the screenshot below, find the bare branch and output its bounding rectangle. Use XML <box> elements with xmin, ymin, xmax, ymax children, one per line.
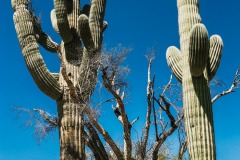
<box><xmin>13</xmin><ymin>107</ymin><xmax>58</xmax><ymax>143</ymax></box>
<box><xmin>152</xmin><ymin>75</ymin><xmax>159</xmax><ymax>141</ymax></box>
<box><xmin>140</xmin><ymin>58</ymin><xmax>154</xmax><ymax>159</ymax></box>
<box><xmin>151</xmin><ymin>115</ymin><xmax>184</xmax><ymax>160</ymax></box>
<box><xmin>95</xmin><ymin>98</ymin><xmax>115</xmax><ymax>109</ymax></box>
<box><xmin>101</xmin><ymin>64</ymin><xmax>132</xmax><ymax>159</ymax></box>
<box><xmin>33</xmin><ymin>108</ymin><xmax>58</xmax><ymax>126</ymax></box>
<box><xmin>85</xmin><ymin>122</ymin><xmax>109</xmax><ymax>160</ymax></box>
<box><xmin>160</xmin><ymin>95</ymin><xmax>177</xmax><ymax>128</ymax></box>
<box><xmin>178</xmin><ymin>138</ymin><xmax>187</xmax><ymax>160</ymax></box>
<box><xmin>84</xmin><ymin>130</ymin><xmax>102</xmax><ymax>160</ymax></box>
<box><xmin>212</xmin><ymin>67</ymin><xmax>240</xmax><ymax>103</ymax></box>
<box><xmin>131</xmin><ymin>117</ymin><xmax>139</xmax><ymax>126</ymax></box>
<box><xmin>84</xmin><ymin>105</ymin><xmax>123</xmax><ymax>160</ymax></box>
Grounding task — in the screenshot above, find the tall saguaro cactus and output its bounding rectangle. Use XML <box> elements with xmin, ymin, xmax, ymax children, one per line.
<box><xmin>12</xmin><ymin>0</ymin><xmax>107</xmax><ymax>159</ymax></box>
<box><xmin>166</xmin><ymin>0</ymin><xmax>223</xmax><ymax>159</ymax></box>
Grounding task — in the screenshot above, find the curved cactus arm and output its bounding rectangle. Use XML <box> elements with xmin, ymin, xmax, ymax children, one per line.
<box><xmin>35</xmin><ymin>32</ymin><xmax>58</xmax><ymax>53</ymax></box>
<box><xmin>77</xmin><ymin>0</ymin><xmax>107</xmax><ymax>100</ymax></box>
<box><xmin>89</xmin><ymin>0</ymin><xmax>106</xmax><ymax>50</ymax></box>
<box><xmin>78</xmin><ymin>14</ymin><xmax>94</xmax><ymax>51</ymax></box>
<box><xmin>50</xmin><ymin>9</ymin><xmax>59</xmax><ymax>34</ymax></box>
<box><xmin>207</xmin><ymin>35</ymin><xmax>223</xmax><ymax>80</ymax></box>
<box><xmin>189</xmin><ymin>23</ymin><xmax>209</xmax><ymax>77</ymax></box>
<box><xmin>13</xmin><ymin>5</ymin><xmax>62</xmax><ymax>100</ymax></box>
<box><xmin>166</xmin><ymin>46</ymin><xmax>183</xmax><ymax>82</ymax></box>
<box><xmin>53</xmin><ymin>0</ymin><xmax>73</xmax><ymax>43</ymax></box>
<box><xmin>33</xmin><ymin>16</ymin><xmax>58</xmax><ymax>53</ymax></box>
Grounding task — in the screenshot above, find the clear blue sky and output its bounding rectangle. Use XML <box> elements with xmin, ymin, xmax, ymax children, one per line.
<box><xmin>0</xmin><ymin>0</ymin><xmax>240</xmax><ymax>159</ymax></box>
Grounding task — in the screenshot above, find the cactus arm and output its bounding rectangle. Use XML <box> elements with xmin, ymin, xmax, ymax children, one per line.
<box><xmin>89</xmin><ymin>0</ymin><xmax>106</xmax><ymax>50</ymax></box>
<box><xmin>189</xmin><ymin>23</ymin><xmax>209</xmax><ymax>77</ymax></box>
<box><xmin>53</xmin><ymin>0</ymin><xmax>73</xmax><ymax>43</ymax></box>
<box><xmin>50</xmin><ymin>9</ymin><xmax>60</xmax><ymax>34</ymax></box>
<box><xmin>33</xmin><ymin>17</ymin><xmax>58</xmax><ymax>53</ymax></box>
<box><xmin>13</xmin><ymin>5</ymin><xmax>62</xmax><ymax>100</ymax></box>
<box><xmin>78</xmin><ymin>15</ymin><xmax>108</xmax><ymax>51</ymax></box>
<box><xmin>35</xmin><ymin>32</ymin><xmax>58</xmax><ymax>53</ymax></box>
<box><xmin>78</xmin><ymin>14</ymin><xmax>95</xmax><ymax>51</ymax></box>
<box><xmin>77</xmin><ymin>0</ymin><xmax>107</xmax><ymax>98</ymax></box>
<box><xmin>207</xmin><ymin>35</ymin><xmax>223</xmax><ymax>80</ymax></box>
<box><xmin>166</xmin><ymin>46</ymin><xmax>183</xmax><ymax>82</ymax></box>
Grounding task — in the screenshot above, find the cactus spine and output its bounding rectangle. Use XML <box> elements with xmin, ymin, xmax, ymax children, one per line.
<box><xmin>12</xmin><ymin>0</ymin><xmax>107</xmax><ymax>159</ymax></box>
<box><xmin>166</xmin><ymin>0</ymin><xmax>223</xmax><ymax>159</ymax></box>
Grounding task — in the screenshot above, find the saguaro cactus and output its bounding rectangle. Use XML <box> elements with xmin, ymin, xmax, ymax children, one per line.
<box><xmin>166</xmin><ymin>0</ymin><xmax>223</xmax><ymax>159</ymax></box>
<box><xmin>12</xmin><ymin>0</ymin><xmax>106</xmax><ymax>159</ymax></box>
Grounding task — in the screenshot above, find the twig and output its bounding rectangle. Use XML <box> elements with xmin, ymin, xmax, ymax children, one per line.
<box><xmin>161</xmin><ymin>75</ymin><xmax>173</xmax><ymax>96</ymax></box>
<box><xmin>131</xmin><ymin>117</ymin><xmax>139</xmax><ymax>126</ymax></box>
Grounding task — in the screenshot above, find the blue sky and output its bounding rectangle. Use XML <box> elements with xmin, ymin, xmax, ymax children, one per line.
<box><xmin>0</xmin><ymin>0</ymin><xmax>240</xmax><ymax>159</ymax></box>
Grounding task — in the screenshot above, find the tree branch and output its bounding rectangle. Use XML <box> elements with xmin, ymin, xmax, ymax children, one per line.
<box><xmin>33</xmin><ymin>108</ymin><xmax>58</xmax><ymax>126</ymax></box>
<box><xmin>178</xmin><ymin>138</ymin><xmax>187</xmax><ymax>160</ymax></box>
<box><xmin>152</xmin><ymin>75</ymin><xmax>159</xmax><ymax>141</ymax></box>
<box><xmin>160</xmin><ymin>95</ymin><xmax>177</xmax><ymax>128</ymax></box>
<box><xmin>85</xmin><ymin>122</ymin><xmax>109</xmax><ymax>160</ymax></box>
<box><xmin>84</xmin><ymin>130</ymin><xmax>102</xmax><ymax>160</ymax></box>
<box><xmin>84</xmin><ymin>105</ymin><xmax>124</xmax><ymax>160</ymax></box>
<box><xmin>101</xmin><ymin>64</ymin><xmax>132</xmax><ymax>159</ymax></box>
<box><xmin>151</xmin><ymin>115</ymin><xmax>184</xmax><ymax>160</ymax></box>
<box><xmin>212</xmin><ymin>67</ymin><xmax>240</xmax><ymax>103</ymax></box>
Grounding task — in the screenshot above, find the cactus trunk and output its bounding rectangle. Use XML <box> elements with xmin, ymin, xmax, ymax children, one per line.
<box><xmin>182</xmin><ymin>60</ymin><xmax>216</xmax><ymax>159</ymax></box>
<box><xmin>57</xmin><ymin>98</ymin><xmax>85</xmax><ymax>160</ymax></box>
<box><xmin>57</xmin><ymin>44</ymin><xmax>85</xmax><ymax>160</ymax></box>
<box><xmin>166</xmin><ymin>0</ymin><xmax>223</xmax><ymax>159</ymax></box>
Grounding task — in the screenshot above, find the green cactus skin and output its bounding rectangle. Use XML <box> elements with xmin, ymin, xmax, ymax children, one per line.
<box><xmin>166</xmin><ymin>0</ymin><xmax>223</xmax><ymax>159</ymax></box>
<box><xmin>12</xmin><ymin>0</ymin><xmax>107</xmax><ymax>159</ymax></box>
